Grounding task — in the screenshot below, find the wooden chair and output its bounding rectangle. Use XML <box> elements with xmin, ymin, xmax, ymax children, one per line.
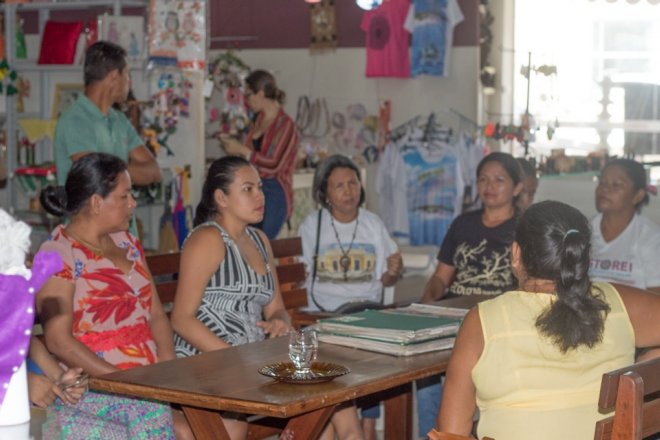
<box><xmin>145</xmin><ymin>252</ymin><xmax>180</xmax><ymax>314</ymax></box>
<box><xmin>594</xmin><ymin>357</ymin><xmax>660</xmax><ymax>440</ymax></box>
<box><xmin>428</xmin><ymin>431</ymin><xmax>494</xmax><ymax>440</ymax></box>
<box><xmin>146</xmin><ymin>237</ymin><xmax>324</xmax><ymax>326</ymax></box>
<box><xmin>146</xmin><ymin>238</ymin><xmax>331</xmax><ymax>440</ymax></box>
<box><xmin>269</xmin><ymin>236</ymin><xmax>333</xmax><ymax>328</ymax></box>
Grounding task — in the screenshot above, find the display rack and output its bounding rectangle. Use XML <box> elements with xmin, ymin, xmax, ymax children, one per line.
<box><xmin>1</xmin><ymin>0</ymin><xmax>148</xmax><ymax>218</ymax></box>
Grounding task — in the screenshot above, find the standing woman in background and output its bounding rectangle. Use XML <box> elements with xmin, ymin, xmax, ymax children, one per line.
<box><xmin>590</xmin><ymin>158</ymin><xmax>660</xmax><ymax>293</ymax></box>
<box><xmin>221</xmin><ymin>70</ymin><xmax>299</xmax><ymax>239</ymax></box>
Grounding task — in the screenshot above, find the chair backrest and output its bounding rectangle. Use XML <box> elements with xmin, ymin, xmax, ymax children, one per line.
<box><xmin>594</xmin><ymin>357</ymin><xmax>660</xmax><ymax>440</ymax></box>
<box><xmin>146</xmin><ymin>237</ymin><xmax>313</xmax><ymax>323</ymax></box>
<box><xmin>145</xmin><ymin>252</ymin><xmax>180</xmax><ymax>312</ymax></box>
<box><xmin>269</xmin><ymin>237</ymin><xmax>308</xmax><ymax>313</ymax></box>
<box><xmin>428</xmin><ymin>431</ymin><xmax>494</xmax><ymax>440</ymax></box>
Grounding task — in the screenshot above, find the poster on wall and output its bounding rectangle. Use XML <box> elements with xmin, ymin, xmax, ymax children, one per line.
<box><xmin>148</xmin><ymin>0</ymin><xmax>206</xmax><ymax>70</ymax></box>
<box><xmin>98</xmin><ymin>15</ymin><xmax>145</xmax><ymax>61</ymax></box>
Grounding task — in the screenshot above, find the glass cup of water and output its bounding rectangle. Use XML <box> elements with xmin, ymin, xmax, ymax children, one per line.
<box><xmin>288</xmin><ymin>329</ymin><xmax>318</xmax><ymax>376</ymax></box>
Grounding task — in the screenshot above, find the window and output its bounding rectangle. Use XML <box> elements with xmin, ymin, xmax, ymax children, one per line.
<box><xmin>513</xmin><ymin>0</ymin><xmax>660</xmax><ymax>157</ymax></box>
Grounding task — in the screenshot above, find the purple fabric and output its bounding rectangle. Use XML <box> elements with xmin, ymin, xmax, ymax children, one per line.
<box><xmin>0</xmin><ymin>251</ymin><xmax>62</xmax><ymax>406</ymax></box>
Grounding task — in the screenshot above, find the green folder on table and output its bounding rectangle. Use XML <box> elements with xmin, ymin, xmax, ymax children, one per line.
<box><xmin>315</xmin><ymin>304</ymin><xmax>467</xmax><ymax>345</ymax></box>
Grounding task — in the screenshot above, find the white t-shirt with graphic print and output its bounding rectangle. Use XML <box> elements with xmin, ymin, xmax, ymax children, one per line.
<box><xmin>590</xmin><ymin>213</ymin><xmax>660</xmax><ymax>289</ymax></box>
<box><xmin>299</xmin><ymin>208</ymin><xmax>398</xmax><ymax>312</ymax></box>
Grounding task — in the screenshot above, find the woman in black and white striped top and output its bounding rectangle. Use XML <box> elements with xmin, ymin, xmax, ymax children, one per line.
<box><xmin>170</xmin><ymin>156</ymin><xmax>292</xmax><ymax>439</ymax></box>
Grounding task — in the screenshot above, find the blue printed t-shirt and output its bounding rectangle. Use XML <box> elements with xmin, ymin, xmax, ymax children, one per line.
<box><xmin>54</xmin><ymin>94</ymin><xmax>143</xmax><ymax>184</ymax></box>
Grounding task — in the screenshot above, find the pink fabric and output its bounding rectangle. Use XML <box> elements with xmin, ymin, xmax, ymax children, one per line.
<box><xmin>361</xmin><ymin>0</ymin><xmax>411</xmax><ymax>78</ymax></box>
<box><xmin>39</xmin><ymin>226</ymin><xmax>157</xmax><ymax>370</ymax></box>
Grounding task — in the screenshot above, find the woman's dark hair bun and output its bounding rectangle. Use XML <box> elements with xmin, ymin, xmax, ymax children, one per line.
<box><xmin>39</xmin><ymin>185</ymin><xmax>68</xmax><ymax>217</ymax></box>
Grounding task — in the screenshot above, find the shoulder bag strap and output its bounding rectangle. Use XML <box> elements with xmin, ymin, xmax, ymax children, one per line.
<box><xmin>309</xmin><ymin>208</ymin><xmax>325</xmax><ymax>311</ymax></box>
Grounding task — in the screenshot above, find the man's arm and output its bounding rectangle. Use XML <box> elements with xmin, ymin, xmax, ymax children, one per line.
<box><xmin>70</xmin><ymin>146</ymin><xmax>161</xmax><ymax>186</ymax></box>
<box><xmin>127</xmin><ymin>145</ymin><xmax>162</xmax><ymax>186</ymax></box>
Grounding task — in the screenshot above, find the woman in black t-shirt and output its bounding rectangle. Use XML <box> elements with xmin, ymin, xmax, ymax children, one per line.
<box><xmin>421</xmin><ymin>152</ymin><xmax>523</xmax><ymax>302</ymax></box>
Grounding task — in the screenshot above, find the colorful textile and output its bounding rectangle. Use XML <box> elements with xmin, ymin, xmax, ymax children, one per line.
<box><xmin>43</xmin><ymin>391</ymin><xmax>174</xmax><ymax>439</ymax></box>
<box><xmin>361</xmin><ymin>0</ymin><xmax>411</xmax><ymax>78</ymax></box>
<box><xmin>404</xmin><ymin>0</ymin><xmax>464</xmax><ymax>77</ymax></box>
<box><xmin>0</xmin><ymin>251</ymin><xmax>62</xmax><ymax>406</ymax></box>
<box><xmin>246</xmin><ymin>108</ymin><xmax>299</xmax><ymax>219</ymax></box>
<box><xmin>39</xmin><ymin>225</ymin><xmax>158</xmax><ymax>369</ymax></box>
<box><xmin>174</xmin><ymin>224</ymin><xmax>275</xmax><ymax>356</ymax></box>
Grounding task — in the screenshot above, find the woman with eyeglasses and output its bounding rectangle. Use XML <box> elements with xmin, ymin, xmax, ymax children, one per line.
<box><xmin>590</xmin><ymin>158</ymin><xmax>660</xmax><ymax>294</ymax></box>
<box><xmin>220</xmin><ymin>69</ymin><xmax>299</xmax><ymax>239</ymax></box>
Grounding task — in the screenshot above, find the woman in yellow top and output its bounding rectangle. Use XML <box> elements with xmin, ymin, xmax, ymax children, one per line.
<box><xmin>435</xmin><ymin>200</ymin><xmax>660</xmax><ymax>440</ymax></box>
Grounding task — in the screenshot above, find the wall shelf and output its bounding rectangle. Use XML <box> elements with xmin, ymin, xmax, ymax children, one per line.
<box><xmin>0</xmin><ymin>0</ymin><xmax>146</xmax><ymax>13</ymax></box>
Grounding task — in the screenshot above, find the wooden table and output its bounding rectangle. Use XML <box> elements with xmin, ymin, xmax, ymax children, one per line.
<box><xmin>90</xmin><ymin>296</ymin><xmax>488</xmax><ymax>439</ymax></box>
<box><xmin>91</xmin><ymin>336</ymin><xmax>450</xmax><ymax>439</ymax></box>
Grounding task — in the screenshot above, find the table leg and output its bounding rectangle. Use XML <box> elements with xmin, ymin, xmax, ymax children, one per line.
<box><xmin>284</xmin><ymin>405</ymin><xmax>335</xmax><ymax>439</ymax></box>
<box><xmin>383</xmin><ymin>383</ymin><xmax>413</xmax><ymax>440</ymax></box>
<box><xmin>181</xmin><ymin>405</ymin><xmax>231</xmax><ymax>440</ymax></box>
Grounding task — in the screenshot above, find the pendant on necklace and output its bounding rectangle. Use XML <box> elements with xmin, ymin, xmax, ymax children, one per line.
<box><xmin>339</xmin><ymin>255</ymin><xmax>351</xmax><ymax>272</ymax></box>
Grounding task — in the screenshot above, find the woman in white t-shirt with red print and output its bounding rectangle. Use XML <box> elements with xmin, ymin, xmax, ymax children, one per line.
<box><xmin>590</xmin><ymin>158</ymin><xmax>660</xmax><ymax>294</ymax></box>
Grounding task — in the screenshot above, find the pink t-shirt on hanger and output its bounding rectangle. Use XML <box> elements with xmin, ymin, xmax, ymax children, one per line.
<box><xmin>361</xmin><ymin>0</ymin><xmax>411</xmax><ymax>78</ymax></box>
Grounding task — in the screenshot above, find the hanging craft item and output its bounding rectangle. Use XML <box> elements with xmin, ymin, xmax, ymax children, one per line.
<box><xmin>142</xmin><ymin>71</ymin><xmax>192</xmax><ymax>156</ymax></box>
<box><xmin>206</xmin><ymin>51</ymin><xmax>250</xmax><ymax>139</ymax></box>
<box><xmin>171</xmin><ymin>167</ymin><xmax>193</xmax><ymax>249</ymax></box>
<box><xmin>296</xmin><ymin>96</ymin><xmax>331</xmax><ymax>168</ymax></box>
<box><xmin>309</xmin><ymin>0</ymin><xmax>337</xmax><ymax>53</ymax></box>
<box><xmin>0</xmin><ymin>59</ymin><xmax>20</xmax><ymax>97</ymax></box>
<box><xmin>148</xmin><ymin>0</ymin><xmax>205</xmax><ymax>69</ymax></box>
<box><xmin>330</xmin><ymin>103</ymin><xmax>378</xmax><ymax>158</ymax></box>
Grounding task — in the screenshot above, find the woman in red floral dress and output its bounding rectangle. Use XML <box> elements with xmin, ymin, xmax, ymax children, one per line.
<box><xmin>36</xmin><ymin>153</ymin><xmax>191</xmax><ymax>439</ymax></box>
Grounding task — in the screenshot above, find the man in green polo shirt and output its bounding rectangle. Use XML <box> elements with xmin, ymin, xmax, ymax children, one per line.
<box><xmin>54</xmin><ymin>41</ymin><xmax>161</xmax><ymax>187</ymax></box>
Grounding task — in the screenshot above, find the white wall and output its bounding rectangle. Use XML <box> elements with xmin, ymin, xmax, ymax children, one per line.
<box><xmin>207</xmin><ymin>46</ymin><xmax>481</xmax><ymax>215</ymax></box>
<box><xmin>536</xmin><ymin>172</ymin><xmax>660</xmax><ymax>225</ymax></box>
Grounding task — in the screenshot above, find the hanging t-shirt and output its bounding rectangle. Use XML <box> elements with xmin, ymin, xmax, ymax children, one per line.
<box><xmin>376</xmin><ymin>136</ymin><xmax>410</xmax><ymax>241</ymax></box>
<box><xmin>455</xmin><ymin>132</ymin><xmax>486</xmax><ymax>208</ymax></box>
<box><xmin>401</xmin><ymin>138</ymin><xmax>463</xmax><ymax>246</ymax></box>
<box><xmin>404</xmin><ymin>0</ymin><xmax>464</xmax><ymax>77</ymax></box>
<box><xmin>361</xmin><ymin>0</ymin><xmax>411</xmax><ymax>78</ymax></box>
<box><xmin>299</xmin><ymin>208</ymin><xmax>398</xmax><ymax>312</ymax></box>
<box><xmin>590</xmin><ymin>213</ymin><xmax>660</xmax><ymax>289</ymax></box>
<box><xmin>438</xmin><ymin>209</ymin><xmax>517</xmax><ymax>297</ymax></box>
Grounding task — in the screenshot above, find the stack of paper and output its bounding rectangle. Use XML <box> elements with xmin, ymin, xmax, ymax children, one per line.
<box><xmin>316</xmin><ymin>303</ymin><xmax>468</xmax><ymax>356</ymax></box>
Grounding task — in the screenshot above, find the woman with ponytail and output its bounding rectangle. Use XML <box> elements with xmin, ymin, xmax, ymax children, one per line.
<box><xmin>220</xmin><ymin>69</ymin><xmax>299</xmax><ymax>239</ymax></box>
<box><xmin>170</xmin><ymin>156</ymin><xmax>290</xmax><ymax>438</ymax></box>
<box><xmin>36</xmin><ymin>153</ymin><xmax>192</xmax><ymax>438</ymax></box>
<box><xmin>434</xmin><ymin>200</ymin><xmax>660</xmax><ymax>440</ymax></box>
<box><xmin>171</xmin><ymin>156</ymin><xmax>364</xmax><ymax>440</ymax></box>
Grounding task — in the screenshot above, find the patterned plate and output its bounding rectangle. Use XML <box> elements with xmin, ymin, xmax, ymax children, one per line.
<box><xmin>258</xmin><ymin>362</ymin><xmax>350</xmax><ymax>384</ymax></box>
